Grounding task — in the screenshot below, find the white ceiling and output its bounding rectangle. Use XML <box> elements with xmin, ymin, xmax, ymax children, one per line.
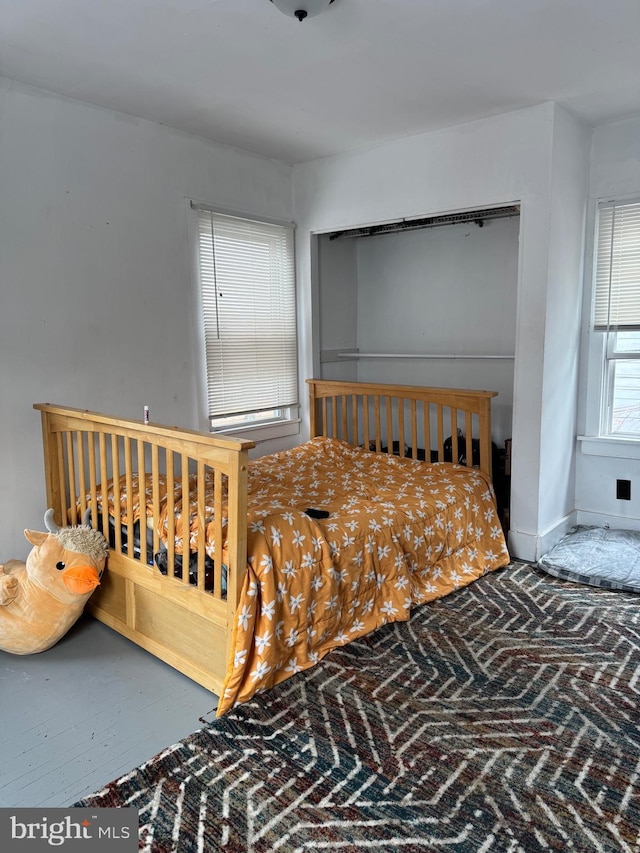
<box><xmin>2</xmin><ymin>0</ymin><xmax>640</xmax><ymax>165</ymax></box>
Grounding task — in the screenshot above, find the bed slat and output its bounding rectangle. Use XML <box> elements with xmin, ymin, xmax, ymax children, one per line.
<box><xmin>112</xmin><ymin>434</ymin><xmax>122</xmax><ymax>552</ymax></box>
<box><xmin>214</xmin><ymin>468</ymin><xmax>223</xmax><ymax>599</ymax></box>
<box><xmin>136</xmin><ymin>438</ymin><xmax>147</xmax><ymax>566</ymax></box>
<box><xmin>124</xmin><ymin>437</ymin><xmax>134</xmax><ymax>564</ymax></box>
<box><xmin>166</xmin><ymin>450</ymin><xmax>175</xmax><ymax>578</ymax></box>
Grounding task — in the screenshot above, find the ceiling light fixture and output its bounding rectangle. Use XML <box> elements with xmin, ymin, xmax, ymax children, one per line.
<box><xmin>270</xmin><ymin>0</ymin><xmax>335</xmax><ymax>22</ymax></box>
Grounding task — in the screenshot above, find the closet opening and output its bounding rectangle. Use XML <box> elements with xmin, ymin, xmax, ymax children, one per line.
<box><xmin>313</xmin><ymin>203</ymin><xmax>520</xmax><ymax>532</ymax></box>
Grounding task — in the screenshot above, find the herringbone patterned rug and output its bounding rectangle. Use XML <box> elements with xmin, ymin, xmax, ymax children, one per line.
<box><xmin>75</xmin><ymin>562</ymin><xmax>640</xmax><ymax>852</ymax></box>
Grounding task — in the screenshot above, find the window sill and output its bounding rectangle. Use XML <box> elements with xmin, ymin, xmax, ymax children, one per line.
<box><xmin>577</xmin><ymin>435</ymin><xmax>640</xmax><ymax>460</ymax></box>
<box><xmin>212</xmin><ymin>418</ymin><xmax>301</xmax><ymax>444</ymax></box>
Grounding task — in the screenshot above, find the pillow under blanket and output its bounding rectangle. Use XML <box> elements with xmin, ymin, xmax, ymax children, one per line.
<box><xmin>537</xmin><ymin>525</ymin><xmax>640</xmax><ymax>593</ymax></box>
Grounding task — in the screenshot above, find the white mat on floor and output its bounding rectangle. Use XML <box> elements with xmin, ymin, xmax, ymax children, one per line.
<box><xmin>538</xmin><ymin>525</ymin><xmax>640</xmax><ymax>593</ymax></box>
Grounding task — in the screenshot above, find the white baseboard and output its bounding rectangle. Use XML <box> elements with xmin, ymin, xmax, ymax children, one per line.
<box><xmin>508</xmin><ymin>511</ymin><xmax>578</xmax><ymax>562</ymax></box>
<box><xmin>576</xmin><ymin>509</ymin><xmax>640</xmax><ymax>532</ymax></box>
<box><xmin>507</xmin><ymin>529</ymin><xmax>537</xmax><ymax>562</ymax></box>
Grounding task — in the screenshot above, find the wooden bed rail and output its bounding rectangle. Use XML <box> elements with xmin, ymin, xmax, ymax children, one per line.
<box><xmin>34</xmin><ymin>403</ymin><xmax>255</xmax><ymax>694</ymax></box>
<box><xmin>307</xmin><ymin>379</ymin><xmax>497</xmax><ymax>477</ymax></box>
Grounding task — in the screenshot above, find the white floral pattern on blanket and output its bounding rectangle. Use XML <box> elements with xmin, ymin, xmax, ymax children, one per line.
<box><xmin>218</xmin><ymin>437</ymin><xmax>509</xmax><ymax>715</ymax></box>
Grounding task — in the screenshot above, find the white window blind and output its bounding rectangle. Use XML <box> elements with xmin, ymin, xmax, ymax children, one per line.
<box><xmin>195</xmin><ymin>207</ymin><xmax>298</xmax><ymax>421</ymax></box>
<box><xmin>594</xmin><ymin>200</ymin><xmax>640</xmax><ymax>331</ymax></box>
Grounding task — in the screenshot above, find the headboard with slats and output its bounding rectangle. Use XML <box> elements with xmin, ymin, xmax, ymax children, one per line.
<box><xmin>307</xmin><ymin>378</ymin><xmax>497</xmax><ymax>477</ymax></box>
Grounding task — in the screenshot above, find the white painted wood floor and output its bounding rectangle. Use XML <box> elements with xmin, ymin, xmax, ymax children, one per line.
<box><xmin>0</xmin><ymin>614</ymin><xmax>218</xmax><ymax>807</ymax></box>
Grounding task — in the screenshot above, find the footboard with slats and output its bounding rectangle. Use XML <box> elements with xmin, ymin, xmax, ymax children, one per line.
<box><xmin>35</xmin><ymin>379</ymin><xmax>497</xmax><ymax>700</ymax></box>
<box><xmin>34</xmin><ymin>403</ymin><xmax>254</xmax><ymax>695</ymax></box>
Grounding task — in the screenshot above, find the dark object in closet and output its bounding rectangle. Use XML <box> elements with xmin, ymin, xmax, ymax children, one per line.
<box><xmin>407</xmin><ymin>447</ymin><xmax>430</xmax><ymax>461</ymax></box>
<box><xmin>366</xmin><ymin>434</ymin><xmax>508</xmax><ymax>529</ymax></box>
<box><xmin>443</xmin><ymin>429</ymin><xmax>481</xmax><ymax>466</ymax></box>
<box><xmin>369</xmin><ymin>440</ymin><xmax>406</xmax><ymax>456</ymax></box>
<box><xmin>442</xmin><ymin>431</ymin><xmax>509</xmax><ymax>528</ymax></box>
<box><xmin>493</xmin><ymin>446</ymin><xmax>510</xmax><ymax>531</ymax></box>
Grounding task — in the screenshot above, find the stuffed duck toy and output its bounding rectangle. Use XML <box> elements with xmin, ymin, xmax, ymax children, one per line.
<box><xmin>0</xmin><ymin>509</ymin><xmax>108</xmax><ymax>654</ymax></box>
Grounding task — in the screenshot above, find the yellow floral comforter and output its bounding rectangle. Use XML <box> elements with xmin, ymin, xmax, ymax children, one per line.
<box><xmin>218</xmin><ymin>437</ymin><xmax>509</xmax><ymax>715</ymax></box>
<box><xmin>85</xmin><ymin>437</ymin><xmax>510</xmax><ymax>715</ymax></box>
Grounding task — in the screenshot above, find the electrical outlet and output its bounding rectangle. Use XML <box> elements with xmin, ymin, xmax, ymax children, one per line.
<box><xmin>616</xmin><ymin>479</ymin><xmax>631</xmax><ymax>500</ymax></box>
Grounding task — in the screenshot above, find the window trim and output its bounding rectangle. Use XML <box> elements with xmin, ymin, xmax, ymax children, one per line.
<box><xmin>212</xmin><ymin>414</ymin><xmax>301</xmax><ymax>442</ymax></box>
<box><xmin>602</xmin><ymin>335</ymin><xmax>640</xmax><ymax>437</ymax></box>
<box><xmin>581</xmin><ymin>193</ymin><xmax>640</xmax><ymax>449</ymax></box>
<box><xmin>596</xmin><ymin>198</ymin><xmax>640</xmax><ymax>438</ymax></box>
<box><xmin>577</xmin><ymin>433</ymin><xmax>640</xmax><ymax>460</ymax></box>
<box><xmin>188</xmin><ymin>199</ymin><xmax>300</xmax><ymax>442</ymax></box>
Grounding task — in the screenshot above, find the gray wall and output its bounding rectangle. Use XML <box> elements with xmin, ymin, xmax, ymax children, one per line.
<box><xmin>317</xmin><ymin>218</ymin><xmax>519</xmax><ymax>444</ymax></box>
<box><xmin>0</xmin><ymin>78</ymin><xmax>293</xmax><ymax>558</ymax></box>
<box><xmin>356</xmin><ymin>218</ymin><xmax>518</xmax><ymax>445</ymax></box>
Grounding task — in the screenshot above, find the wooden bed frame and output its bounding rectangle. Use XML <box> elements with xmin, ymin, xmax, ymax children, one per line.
<box><xmin>34</xmin><ymin>379</ymin><xmax>497</xmax><ymax>699</ymax></box>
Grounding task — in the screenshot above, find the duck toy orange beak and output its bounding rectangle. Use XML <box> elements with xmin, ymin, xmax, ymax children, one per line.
<box><xmin>63</xmin><ymin>565</ymin><xmax>101</xmax><ymax>596</ymax></box>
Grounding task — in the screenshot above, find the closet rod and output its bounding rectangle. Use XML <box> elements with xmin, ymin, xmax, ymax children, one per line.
<box><xmin>337</xmin><ymin>352</ymin><xmax>514</xmax><ymax>360</ymax></box>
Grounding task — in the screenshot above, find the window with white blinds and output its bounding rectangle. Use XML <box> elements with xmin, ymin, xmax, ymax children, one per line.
<box><xmin>594</xmin><ymin>200</ymin><xmax>640</xmax><ymax>331</ymax></box>
<box><xmin>195</xmin><ymin>207</ymin><xmax>298</xmax><ymax>427</ymax></box>
<box><xmin>593</xmin><ymin>199</ymin><xmax>640</xmax><ymax>437</ymax></box>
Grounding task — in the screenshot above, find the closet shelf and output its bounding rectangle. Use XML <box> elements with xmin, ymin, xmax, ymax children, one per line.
<box><xmin>336</xmin><ymin>351</ymin><xmax>515</xmax><ymax>360</ymax></box>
